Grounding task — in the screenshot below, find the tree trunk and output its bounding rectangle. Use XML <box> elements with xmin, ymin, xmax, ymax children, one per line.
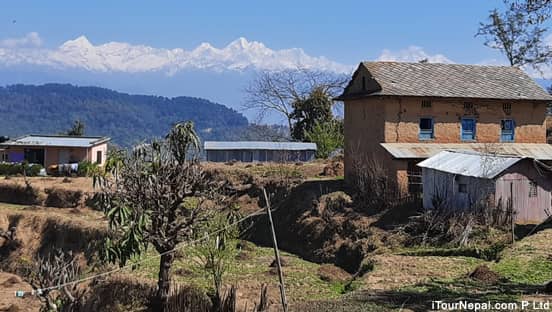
<box><xmin>155</xmin><ymin>252</ymin><xmax>175</xmax><ymax>312</ymax></box>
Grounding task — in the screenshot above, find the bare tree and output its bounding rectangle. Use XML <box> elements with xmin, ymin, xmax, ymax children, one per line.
<box><xmin>476</xmin><ymin>0</ymin><xmax>552</xmax><ymax>69</ymax></box>
<box><xmin>348</xmin><ymin>144</ymin><xmax>397</xmax><ymax>211</ymax></box>
<box><xmin>95</xmin><ymin>121</ymin><xmax>224</xmax><ymax>312</ymax></box>
<box><xmin>244</xmin><ymin>68</ymin><xmax>348</xmax><ymax>130</ymax></box>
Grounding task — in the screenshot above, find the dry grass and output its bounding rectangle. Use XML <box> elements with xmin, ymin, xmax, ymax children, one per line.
<box><xmin>0</xmin><ymin>203</ymin><xmax>105</xmax><ymax>225</ymax></box>
<box><xmin>0</xmin><ymin>272</ymin><xmax>42</xmax><ymax>312</ymax></box>
<box><xmin>360</xmin><ymin>254</ymin><xmax>483</xmax><ymax>291</ymax></box>
<box><xmin>203</xmin><ymin>160</ymin><xmax>332</xmax><ymax>181</ymax></box>
<box><xmin>0</xmin><ymin>176</ymin><xmax>95</xmax><ymax>193</ymax></box>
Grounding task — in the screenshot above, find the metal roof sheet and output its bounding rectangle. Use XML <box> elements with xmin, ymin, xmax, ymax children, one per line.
<box><xmin>0</xmin><ymin>135</ymin><xmax>110</xmax><ymax>148</ymax></box>
<box><xmin>340</xmin><ymin>62</ymin><xmax>552</xmax><ymax>101</ymax></box>
<box><xmin>204</xmin><ymin>141</ymin><xmax>317</xmax><ymax>151</ymax></box>
<box><xmin>380</xmin><ymin>143</ymin><xmax>552</xmax><ymax>160</ymax></box>
<box><xmin>417</xmin><ymin>150</ymin><xmax>523</xmax><ymax>179</ymax></box>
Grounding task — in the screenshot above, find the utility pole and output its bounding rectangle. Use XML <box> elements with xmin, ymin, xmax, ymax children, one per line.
<box><xmin>262</xmin><ymin>187</ymin><xmax>288</xmax><ymax>312</ymax></box>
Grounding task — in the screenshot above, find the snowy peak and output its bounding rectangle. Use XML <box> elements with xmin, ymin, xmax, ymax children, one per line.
<box><xmin>60</xmin><ymin>35</ymin><xmax>93</xmax><ymax>50</ymax></box>
<box><xmin>0</xmin><ymin>33</ymin><xmax>351</xmax><ymax>74</ymax></box>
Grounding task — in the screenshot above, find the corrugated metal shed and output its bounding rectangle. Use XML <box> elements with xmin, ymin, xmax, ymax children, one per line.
<box><xmin>204</xmin><ymin>141</ymin><xmax>317</xmax><ymax>151</ymax></box>
<box><xmin>380</xmin><ymin>143</ymin><xmax>552</xmax><ymax>160</ymax></box>
<box><xmin>0</xmin><ymin>135</ymin><xmax>110</xmax><ymax>148</ymax></box>
<box><xmin>417</xmin><ymin>150</ymin><xmax>523</xmax><ymax>179</ymax></box>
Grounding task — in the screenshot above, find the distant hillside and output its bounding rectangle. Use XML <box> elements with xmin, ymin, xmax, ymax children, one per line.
<box><xmin>0</xmin><ymin>84</ymin><xmax>251</xmax><ymax>146</ymax></box>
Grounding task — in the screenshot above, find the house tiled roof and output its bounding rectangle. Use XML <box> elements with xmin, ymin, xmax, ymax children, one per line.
<box><xmin>339</xmin><ymin>62</ymin><xmax>552</xmax><ymax>101</ymax></box>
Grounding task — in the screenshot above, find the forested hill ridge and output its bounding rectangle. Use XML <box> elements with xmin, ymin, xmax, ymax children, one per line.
<box><xmin>0</xmin><ymin>83</ymin><xmax>252</xmax><ymax>146</ymax></box>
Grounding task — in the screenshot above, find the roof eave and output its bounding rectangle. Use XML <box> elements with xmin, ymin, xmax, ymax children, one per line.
<box><xmin>335</xmin><ymin>93</ymin><xmax>552</xmax><ymax>102</ymax></box>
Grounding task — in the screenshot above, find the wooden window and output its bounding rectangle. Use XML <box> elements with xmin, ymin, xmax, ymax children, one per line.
<box><xmin>407</xmin><ymin>160</ymin><xmax>423</xmax><ymax>194</ymax></box>
<box><xmin>501</xmin><ymin>119</ymin><xmax>515</xmax><ymax>142</ymax></box>
<box><xmin>458</xmin><ymin>183</ymin><xmax>468</xmax><ymax>193</ymax></box>
<box><xmin>421</xmin><ymin>100</ymin><xmax>432</xmax><ymax>108</ymax></box>
<box><xmin>96</xmin><ymin>151</ymin><xmax>102</xmax><ymax>164</ymax></box>
<box><xmin>419</xmin><ymin>117</ymin><xmax>434</xmax><ymax>140</ymax></box>
<box><xmin>503</xmin><ymin>103</ymin><xmax>512</xmax><ymax>115</ymax></box>
<box><xmin>529</xmin><ymin>180</ymin><xmax>538</xmax><ymax>197</ymax></box>
<box><xmin>461</xmin><ymin>118</ymin><xmax>476</xmax><ymax>141</ymax></box>
<box><xmin>1</xmin><ymin>153</ymin><xmax>7</xmax><ymax>162</ymax></box>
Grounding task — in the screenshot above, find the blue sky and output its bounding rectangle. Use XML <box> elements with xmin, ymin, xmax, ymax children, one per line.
<box><xmin>1</xmin><ymin>0</ymin><xmax>507</xmax><ymax>65</ymax></box>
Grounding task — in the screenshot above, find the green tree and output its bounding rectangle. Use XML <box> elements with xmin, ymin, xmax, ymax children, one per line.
<box><xmin>244</xmin><ymin>69</ymin><xmax>347</xmax><ymax>132</ymax></box>
<box><xmin>66</xmin><ymin>120</ymin><xmax>85</xmax><ymax>136</ymax></box>
<box><xmin>290</xmin><ymin>87</ymin><xmax>334</xmax><ymax>141</ymax></box>
<box><xmin>477</xmin><ymin>0</ymin><xmax>552</xmax><ymax>68</ymax></box>
<box><xmin>305</xmin><ymin>119</ymin><xmax>344</xmax><ymax>159</ymax></box>
<box><xmin>193</xmin><ymin>212</ymin><xmax>239</xmax><ymax>309</ymax></box>
<box><xmin>95</xmin><ymin>121</ymin><xmax>220</xmax><ymax>312</ymax></box>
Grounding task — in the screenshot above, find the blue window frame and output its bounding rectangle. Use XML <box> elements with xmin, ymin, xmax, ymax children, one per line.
<box><xmin>501</xmin><ymin>119</ymin><xmax>515</xmax><ymax>142</ymax></box>
<box><xmin>461</xmin><ymin>118</ymin><xmax>476</xmax><ymax>141</ymax></box>
<box><xmin>419</xmin><ymin>117</ymin><xmax>434</xmax><ymax>140</ymax></box>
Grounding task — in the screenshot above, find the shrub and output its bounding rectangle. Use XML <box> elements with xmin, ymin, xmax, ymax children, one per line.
<box><xmin>77</xmin><ymin>161</ymin><xmax>100</xmax><ymax>177</ymax></box>
<box><xmin>0</xmin><ymin>162</ymin><xmax>43</xmax><ymax>176</ymax></box>
<box><xmin>85</xmin><ymin>193</ymin><xmax>103</xmax><ymax>211</ymax></box>
<box><xmin>305</xmin><ymin>119</ymin><xmax>344</xmax><ymax>159</ymax></box>
<box><xmin>0</xmin><ymin>183</ymin><xmax>43</xmax><ymax>205</ymax></box>
<box><xmin>44</xmin><ymin>188</ymin><xmax>83</xmax><ymax>208</ymax></box>
<box><xmin>348</xmin><ymin>151</ymin><xmax>397</xmax><ymax>212</ymax></box>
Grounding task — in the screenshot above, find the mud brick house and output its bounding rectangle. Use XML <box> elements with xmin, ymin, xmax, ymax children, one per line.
<box><xmin>336</xmin><ymin>62</ymin><xmax>552</xmax><ymax>195</ymax></box>
<box><xmin>0</xmin><ymin>135</ymin><xmax>110</xmax><ymax>168</ymax></box>
<box><xmin>418</xmin><ymin>150</ymin><xmax>552</xmax><ymax>223</ymax></box>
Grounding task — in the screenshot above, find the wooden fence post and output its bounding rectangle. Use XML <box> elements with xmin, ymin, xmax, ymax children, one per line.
<box><xmin>510</xmin><ymin>182</ymin><xmax>515</xmax><ymax>244</ymax></box>
<box><xmin>262</xmin><ymin>187</ymin><xmax>288</xmax><ymax>312</ymax></box>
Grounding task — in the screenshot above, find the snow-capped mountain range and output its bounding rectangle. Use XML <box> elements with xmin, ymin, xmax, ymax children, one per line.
<box><xmin>0</xmin><ymin>33</ymin><xmax>351</xmax><ymax>74</ymax></box>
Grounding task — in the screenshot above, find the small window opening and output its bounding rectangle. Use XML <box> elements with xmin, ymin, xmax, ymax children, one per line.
<box><xmin>362</xmin><ymin>76</ymin><xmax>366</xmax><ymax>91</ymax></box>
<box><xmin>458</xmin><ymin>183</ymin><xmax>468</xmax><ymax>193</ymax></box>
<box><xmin>529</xmin><ymin>180</ymin><xmax>538</xmax><ymax>197</ymax></box>
<box><xmin>464</xmin><ymin>102</ymin><xmax>474</xmax><ymax>110</ymax></box>
<box><xmin>421</xmin><ymin>100</ymin><xmax>432</xmax><ymax>108</ymax></box>
<box><xmin>96</xmin><ymin>151</ymin><xmax>102</xmax><ymax>164</ymax></box>
<box><xmin>503</xmin><ymin>103</ymin><xmax>512</xmax><ymax>115</ymax></box>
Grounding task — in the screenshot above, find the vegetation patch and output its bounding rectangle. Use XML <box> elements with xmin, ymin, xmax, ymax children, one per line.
<box><xmin>0</xmin><ymin>163</ymin><xmax>43</xmax><ymax>177</ymax></box>
<box><xmin>44</xmin><ymin>187</ymin><xmax>83</xmax><ymax>208</ymax></box>
<box><xmin>400</xmin><ymin>243</ymin><xmax>507</xmax><ymax>261</ymax></box>
<box><xmin>0</xmin><ymin>183</ymin><xmax>43</xmax><ymax>205</ymax></box>
<box><xmin>130</xmin><ymin>244</ymin><xmax>345</xmax><ymax>303</ymax></box>
<box><xmin>493</xmin><ymin>229</ymin><xmax>552</xmax><ymax>285</ymax></box>
<box><xmin>494</xmin><ymin>257</ymin><xmax>552</xmax><ymax>285</ymax></box>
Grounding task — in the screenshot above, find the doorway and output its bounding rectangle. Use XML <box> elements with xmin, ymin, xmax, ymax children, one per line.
<box><xmin>24</xmin><ymin>148</ymin><xmax>45</xmax><ymax>166</ymax></box>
